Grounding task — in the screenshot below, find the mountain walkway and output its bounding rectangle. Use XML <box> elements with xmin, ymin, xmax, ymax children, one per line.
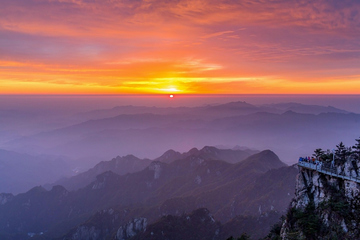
<box><xmin>298</xmin><ymin>161</ymin><xmax>360</xmax><ymax>184</ymax></box>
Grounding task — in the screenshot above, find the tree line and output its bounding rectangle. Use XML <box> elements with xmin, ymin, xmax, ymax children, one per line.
<box><xmin>312</xmin><ymin>137</ymin><xmax>360</xmax><ymax>165</ymax></box>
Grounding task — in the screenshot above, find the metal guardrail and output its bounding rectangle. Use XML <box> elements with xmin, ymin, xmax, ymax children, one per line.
<box><xmin>298</xmin><ymin>161</ymin><xmax>360</xmax><ymax>184</ymax></box>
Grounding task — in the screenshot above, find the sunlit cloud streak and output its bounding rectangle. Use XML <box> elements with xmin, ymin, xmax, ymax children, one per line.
<box><xmin>1</xmin><ymin>0</ymin><xmax>360</xmax><ymax>94</ymax></box>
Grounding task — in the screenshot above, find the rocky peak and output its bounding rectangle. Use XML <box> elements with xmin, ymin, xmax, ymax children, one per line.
<box><xmin>237</xmin><ymin>150</ymin><xmax>286</xmax><ymax>174</ymax></box>
<box><xmin>27</xmin><ymin>185</ymin><xmax>47</xmax><ymax>194</ymax></box>
<box><xmin>50</xmin><ymin>185</ymin><xmax>68</xmax><ymax>195</ymax></box>
<box><xmin>280</xmin><ymin>160</ymin><xmax>360</xmax><ymax>239</ymax></box>
<box><xmin>201</xmin><ymin>146</ymin><xmax>218</xmax><ymax>154</ymax></box>
<box><xmin>154</xmin><ymin>149</ymin><xmax>182</xmax><ymax>164</ymax></box>
<box><xmin>187</xmin><ymin>147</ymin><xmax>200</xmax><ymax>155</ymax></box>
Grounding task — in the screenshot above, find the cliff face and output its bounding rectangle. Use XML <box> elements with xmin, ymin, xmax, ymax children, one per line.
<box><xmin>62</xmin><ymin>209</ymin><xmax>147</xmax><ymax>240</ymax></box>
<box><xmin>280</xmin><ymin>164</ymin><xmax>360</xmax><ymax>239</ymax></box>
<box><xmin>130</xmin><ymin>208</ymin><xmax>222</xmax><ymax>240</ymax></box>
<box><xmin>116</xmin><ymin>218</ymin><xmax>147</xmax><ymax>240</ymax></box>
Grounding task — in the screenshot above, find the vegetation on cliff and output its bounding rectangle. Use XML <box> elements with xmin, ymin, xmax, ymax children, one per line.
<box><xmin>279</xmin><ymin>137</ymin><xmax>360</xmax><ymax>240</ymax></box>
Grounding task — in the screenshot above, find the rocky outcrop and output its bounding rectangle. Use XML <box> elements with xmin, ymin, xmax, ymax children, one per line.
<box><xmin>62</xmin><ymin>208</ymin><xmax>147</xmax><ymax>240</ymax></box>
<box><xmin>280</xmin><ymin>163</ymin><xmax>360</xmax><ymax>239</ymax></box>
<box><xmin>116</xmin><ymin>218</ymin><xmax>147</xmax><ymax>240</ymax></box>
<box><xmin>148</xmin><ymin>162</ymin><xmax>162</xmax><ymax>180</ymax></box>
<box><xmin>0</xmin><ymin>193</ymin><xmax>13</xmax><ymax>205</ymax></box>
<box><xmin>130</xmin><ymin>208</ymin><xmax>222</xmax><ymax>240</ymax></box>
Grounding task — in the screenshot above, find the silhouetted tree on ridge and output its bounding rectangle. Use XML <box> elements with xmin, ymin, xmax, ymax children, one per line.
<box><xmin>352</xmin><ymin>137</ymin><xmax>360</xmax><ymax>160</ymax></box>
<box><xmin>313</xmin><ymin>148</ymin><xmax>325</xmax><ymax>159</ymax></box>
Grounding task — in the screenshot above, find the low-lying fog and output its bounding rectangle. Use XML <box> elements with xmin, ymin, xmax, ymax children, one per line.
<box><xmin>0</xmin><ymin>94</ymin><xmax>359</xmax><ymax>193</ymax></box>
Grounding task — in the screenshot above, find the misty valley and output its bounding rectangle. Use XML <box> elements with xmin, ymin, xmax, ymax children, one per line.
<box><xmin>2</xmin><ymin>0</ymin><xmax>360</xmax><ymax>238</ymax></box>
<box><xmin>1</xmin><ymin>96</ymin><xmax>360</xmax><ymax>240</ymax></box>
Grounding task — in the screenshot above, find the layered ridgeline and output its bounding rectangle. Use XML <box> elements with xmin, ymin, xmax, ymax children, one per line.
<box><xmin>3</xmin><ymin>101</ymin><xmax>357</xmax><ymax>163</ymax></box>
<box><xmin>0</xmin><ymin>148</ymin><xmax>297</xmax><ymax>240</ymax></box>
<box><xmin>279</xmin><ymin>142</ymin><xmax>360</xmax><ymax>239</ymax></box>
<box><xmin>48</xmin><ymin>146</ymin><xmax>257</xmax><ymax>191</ymax></box>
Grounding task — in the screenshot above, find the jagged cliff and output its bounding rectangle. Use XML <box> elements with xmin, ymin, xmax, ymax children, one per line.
<box><xmin>62</xmin><ymin>209</ymin><xmax>147</xmax><ymax>240</ymax></box>
<box><xmin>280</xmin><ymin>162</ymin><xmax>360</xmax><ymax>239</ymax></box>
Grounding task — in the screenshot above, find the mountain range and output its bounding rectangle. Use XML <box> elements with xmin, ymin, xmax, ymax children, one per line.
<box><xmin>49</xmin><ymin>146</ymin><xmax>257</xmax><ymax>191</ymax></box>
<box><xmin>1</xmin><ymin>101</ymin><xmax>357</xmax><ymax>164</ymax></box>
<box><xmin>0</xmin><ymin>148</ymin><xmax>297</xmax><ymax>240</ymax></box>
<box><xmin>0</xmin><ymin>99</ymin><xmax>355</xmax><ymax>239</ymax></box>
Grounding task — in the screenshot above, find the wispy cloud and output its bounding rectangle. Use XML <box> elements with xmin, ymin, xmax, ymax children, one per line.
<box><xmin>1</xmin><ymin>0</ymin><xmax>360</xmax><ymax>93</ymax></box>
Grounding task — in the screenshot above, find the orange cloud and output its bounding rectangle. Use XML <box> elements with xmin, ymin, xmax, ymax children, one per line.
<box><xmin>1</xmin><ymin>0</ymin><xmax>360</xmax><ymax>94</ymax></box>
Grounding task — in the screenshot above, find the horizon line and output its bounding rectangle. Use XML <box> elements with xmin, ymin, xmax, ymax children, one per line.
<box><xmin>1</xmin><ymin>93</ymin><xmax>360</xmax><ymax>97</ymax></box>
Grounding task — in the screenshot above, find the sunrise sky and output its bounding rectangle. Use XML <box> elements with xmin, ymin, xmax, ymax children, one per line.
<box><xmin>1</xmin><ymin>0</ymin><xmax>360</xmax><ymax>94</ymax></box>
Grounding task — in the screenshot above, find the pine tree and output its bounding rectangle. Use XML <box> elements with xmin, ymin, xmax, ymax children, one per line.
<box><xmin>312</xmin><ymin>148</ymin><xmax>325</xmax><ymax>159</ymax></box>
<box><xmin>238</xmin><ymin>233</ymin><xmax>251</xmax><ymax>240</ymax></box>
<box><xmin>353</xmin><ymin>137</ymin><xmax>360</xmax><ymax>160</ymax></box>
<box><xmin>335</xmin><ymin>142</ymin><xmax>349</xmax><ymax>165</ymax></box>
<box><xmin>226</xmin><ymin>233</ymin><xmax>251</xmax><ymax>240</ymax></box>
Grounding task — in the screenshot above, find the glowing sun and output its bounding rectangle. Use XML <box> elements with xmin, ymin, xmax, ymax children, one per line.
<box><xmin>169</xmin><ymin>94</ymin><xmax>174</xmax><ymax>98</ymax></box>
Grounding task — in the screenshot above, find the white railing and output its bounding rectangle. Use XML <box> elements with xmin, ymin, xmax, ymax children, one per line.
<box><xmin>298</xmin><ymin>161</ymin><xmax>360</xmax><ymax>184</ymax></box>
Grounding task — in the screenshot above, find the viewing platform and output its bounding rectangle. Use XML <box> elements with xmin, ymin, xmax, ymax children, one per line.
<box><xmin>298</xmin><ymin>161</ymin><xmax>360</xmax><ymax>184</ymax></box>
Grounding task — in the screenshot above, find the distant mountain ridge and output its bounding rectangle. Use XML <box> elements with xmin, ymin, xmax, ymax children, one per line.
<box><xmin>154</xmin><ymin>145</ymin><xmax>258</xmax><ymax>164</ymax></box>
<box><xmin>263</xmin><ymin>102</ymin><xmax>349</xmax><ymax>115</ymax></box>
<box><xmin>77</xmin><ymin>101</ymin><xmax>349</xmax><ymax>121</ymax></box>
<box><xmin>3</xmin><ymin>101</ymin><xmax>356</xmax><ymax>163</ymax></box>
<box><xmin>49</xmin><ymin>146</ymin><xmax>257</xmax><ymax>191</ymax></box>
<box><xmin>50</xmin><ymin>155</ymin><xmax>152</xmax><ymax>191</ymax></box>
